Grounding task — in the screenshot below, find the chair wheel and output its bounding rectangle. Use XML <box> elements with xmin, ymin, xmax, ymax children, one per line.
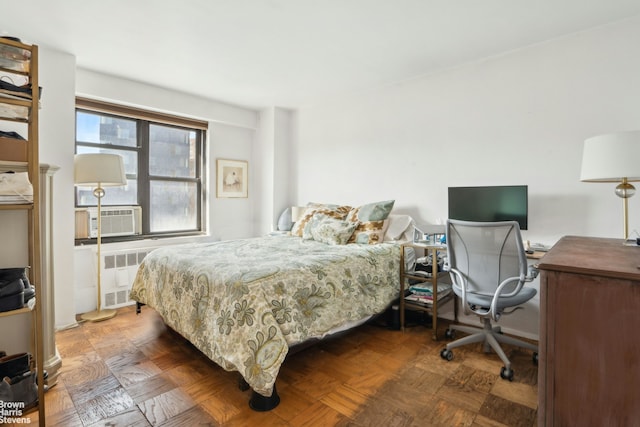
<box><xmin>533</xmin><ymin>352</ymin><xmax>538</xmax><ymax>365</ymax></box>
<box><xmin>444</xmin><ymin>329</ymin><xmax>455</xmax><ymax>339</ymax></box>
<box><xmin>500</xmin><ymin>366</ymin><xmax>514</xmax><ymax>381</ymax></box>
<box><xmin>440</xmin><ymin>349</ymin><xmax>454</xmax><ymax>361</ymax></box>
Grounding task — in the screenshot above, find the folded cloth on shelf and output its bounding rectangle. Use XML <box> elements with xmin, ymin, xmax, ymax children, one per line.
<box><xmin>0</xmin><ymin>78</ymin><xmax>42</xmax><ymax>100</ymax></box>
<box><xmin>405</xmin><ymin>282</ymin><xmax>453</xmax><ymax>306</ymax></box>
<box><xmin>0</xmin><ymin>130</ymin><xmax>25</xmax><ymax>140</ymax></box>
<box><xmin>0</xmin><ymin>196</ymin><xmax>32</xmax><ymax>204</ymax></box>
<box><xmin>409</xmin><ymin>282</ymin><xmax>452</xmax><ymax>297</ymax></box>
<box><xmin>0</xmin><ymin>103</ymin><xmax>28</xmax><ymax>120</ymax></box>
<box><xmin>0</xmin><ymin>171</ymin><xmax>32</xmax><ymax>203</ymax></box>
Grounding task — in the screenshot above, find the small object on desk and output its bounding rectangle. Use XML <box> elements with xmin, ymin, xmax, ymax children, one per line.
<box><xmin>529</xmin><ymin>243</ymin><xmax>549</xmax><ymax>252</ymax></box>
<box><xmin>433</xmin><ymin>233</ymin><xmax>446</xmax><ymax>244</ymax></box>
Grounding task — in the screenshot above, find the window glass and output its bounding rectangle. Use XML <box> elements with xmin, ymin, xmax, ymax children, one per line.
<box><xmin>75</xmin><ymin>145</ymin><xmax>138</xmax><ymax>206</ymax></box>
<box><xmin>76</xmin><ymin>181</ymin><xmax>138</xmax><ymax>206</ymax></box>
<box><xmin>150</xmin><ymin>181</ymin><xmax>198</xmax><ymax>232</ymax></box>
<box><xmin>149</xmin><ymin>125</ymin><xmax>197</xmax><ymax>178</ymax></box>
<box><xmin>76</xmin><ymin>111</ymin><xmax>137</xmax><ymax>147</ymax></box>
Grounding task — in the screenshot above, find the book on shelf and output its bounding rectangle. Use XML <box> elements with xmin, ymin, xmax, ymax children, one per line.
<box><xmin>408</xmin><ymin>282</ymin><xmax>451</xmax><ymax>296</ymax></box>
<box><xmin>405</xmin><ymin>282</ymin><xmax>452</xmax><ymax>306</ymax></box>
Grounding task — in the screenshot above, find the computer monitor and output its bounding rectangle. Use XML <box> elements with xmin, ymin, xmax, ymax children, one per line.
<box><xmin>448</xmin><ymin>185</ymin><xmax>528</xmax><ymax>230</ymax></box>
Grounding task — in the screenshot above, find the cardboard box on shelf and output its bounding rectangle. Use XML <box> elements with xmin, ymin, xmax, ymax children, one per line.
<box><xmin>0</xmin><ymin>137</ymin><xmax>27</xmax><ymax>162</ymax></box>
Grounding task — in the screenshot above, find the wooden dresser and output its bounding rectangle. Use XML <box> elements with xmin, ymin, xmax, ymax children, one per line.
<box><xmin>537</xmin><ymin>236</ymin><xmax>640</xmax><ymax>426</ymax></box>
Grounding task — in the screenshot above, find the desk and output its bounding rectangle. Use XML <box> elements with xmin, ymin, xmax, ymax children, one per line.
<box><xmin>399</xmin><ymin>241</ymin><xmax>456</xmax><ymax>340</ymax></box>
<box><xmin>537</xmin><ymin>236</ymin><xmax>640</xmax><ymax>425</ymax></box>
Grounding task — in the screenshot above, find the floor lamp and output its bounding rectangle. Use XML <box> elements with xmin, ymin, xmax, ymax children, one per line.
<box><xmin>74</xmin><ymin>153</ymin><xmax>127</xmax><ymax>322</ymax></box>
<box><xmin>580</xmin><ymin>130</ymin><xmax>640</xmax><ymax>240</ymax></box>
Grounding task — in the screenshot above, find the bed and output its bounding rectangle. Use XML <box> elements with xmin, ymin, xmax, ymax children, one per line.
<box><xmin>129</xmin><ymin>208</ymin><xmax>414</xmax><ymax>409</ymax></box>
<box><xmin>129</xmin><ymin>202</ymin><xmax>415</xmax><ymax>409</ymax></box>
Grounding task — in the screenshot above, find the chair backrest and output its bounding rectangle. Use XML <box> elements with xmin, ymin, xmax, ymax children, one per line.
<box><xmin>446</xmin><ymin>219</ymin><xmax>528</xmax><ymax>298</ymax></box>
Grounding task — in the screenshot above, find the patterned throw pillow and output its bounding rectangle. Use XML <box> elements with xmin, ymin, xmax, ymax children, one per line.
<box><xmin>302</xmin><ymin>214</ymin><xmax>359</xmax><ymax>245</ymax></box>
<box><xmin>291</xmin><ymin>203</ymin><xmax>352</xmax><ymax>237</ymax></box>
<box><xmin>347</xmin><ymin>200</ymin><xmax>395</xmax><ymax>244</ymax></box>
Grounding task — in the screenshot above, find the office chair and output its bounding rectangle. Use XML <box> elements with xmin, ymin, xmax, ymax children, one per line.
<box><xmin>440</xmin><ymin>219</ymin><xmax>538</xmax><ymax>381</ymax></box>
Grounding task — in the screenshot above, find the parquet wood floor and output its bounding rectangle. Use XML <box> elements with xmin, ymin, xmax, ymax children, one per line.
<box><xmin>13</xmin><ymin>306</ymin><xmax>538</xmax><ymax>426</ymax></box>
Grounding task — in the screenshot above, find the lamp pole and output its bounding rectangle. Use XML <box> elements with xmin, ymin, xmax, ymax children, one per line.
<box><xmin>80</xmin><ymin>184</ymin><xmax>116</xmax><ymax>322</ymax></box>
<box><xmin>615</xmin><ymin>177</ymin><xmax>635</xmax><ymax>240</ymax></box>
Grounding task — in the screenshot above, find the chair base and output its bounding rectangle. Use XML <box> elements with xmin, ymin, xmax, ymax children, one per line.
<box><xmin>444</xmin><ymin>318</ymin><xmax>537</xmax><ymax>372</ymax></box>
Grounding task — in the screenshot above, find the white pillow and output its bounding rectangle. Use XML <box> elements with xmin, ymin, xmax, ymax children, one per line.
<box><xmin>277</xmin><ymin>207</ymin><xmax>293</xmax><ymax>231</ymax></box>
<box><xmin>385</xmin><ymin>214</ymin><xmax>415</xmax><ymax>241</ymax></box>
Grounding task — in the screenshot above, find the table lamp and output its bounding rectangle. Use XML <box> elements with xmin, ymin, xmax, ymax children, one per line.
<box><xmin>580</xmin><ymin>130</ymin><xmax>640</xmax><ymax>240</ymax></box>
<box><xmin>74</xmin><ymin>153</ymin><xmax>127</xmax><ymax>321</ymax></box>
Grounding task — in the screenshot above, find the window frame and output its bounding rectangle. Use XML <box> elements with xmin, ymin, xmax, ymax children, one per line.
<box><xmin>75</xmin><ymin>97</ymin><xmax>207</xmax><ymax>244</ymax></box>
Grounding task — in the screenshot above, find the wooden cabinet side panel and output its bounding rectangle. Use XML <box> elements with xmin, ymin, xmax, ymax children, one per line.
<box><xmin>542</xmin><ymin>270</ymin><xmax>640</xmax><ymax>425</ymax></box>
<box><xmin>538</xmin><ymin>270</ymin><xmax>552</xmax><ymax>426</ymax></box>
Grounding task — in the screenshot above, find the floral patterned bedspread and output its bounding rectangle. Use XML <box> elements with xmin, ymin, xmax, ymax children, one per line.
<box><xmin>129</xmin><ymin>236</ymin><xmax>400</xmax><ymax>397</ymax></box>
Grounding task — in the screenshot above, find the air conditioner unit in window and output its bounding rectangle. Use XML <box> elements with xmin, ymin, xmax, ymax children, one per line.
<box><xmin>75</xmin><ymin>206</ymin><xmax>142</xmax><ymax>239</ymax></box>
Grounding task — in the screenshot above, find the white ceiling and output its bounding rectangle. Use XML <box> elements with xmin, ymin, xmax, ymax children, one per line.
<box><xmin>3</xmin><ymin>0</ymin><xmax>640</xmax><ymax>110</ymax></box>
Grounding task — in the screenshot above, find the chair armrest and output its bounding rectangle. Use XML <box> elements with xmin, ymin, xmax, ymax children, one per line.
<box><xmin>442</xmin><ymin>256</ymin><xmax>450</xmax><ymax>272</ymax></box>
<box><xmin>526</xmin><ymin>264</ymin><xmax>539</xmax><ymax>281</ymax></box>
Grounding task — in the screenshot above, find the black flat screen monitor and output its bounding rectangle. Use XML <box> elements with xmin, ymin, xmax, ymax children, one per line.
<box><xmin>448</xmin><ymin>185</ymin><xmax>528</xmax><ymax>230</ymax></box>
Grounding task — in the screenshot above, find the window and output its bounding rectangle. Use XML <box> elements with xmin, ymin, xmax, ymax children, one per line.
<box><xmin>75</xmin><ymin>98</ymin><xmax>207</xmax><ymax>241</ymax></box>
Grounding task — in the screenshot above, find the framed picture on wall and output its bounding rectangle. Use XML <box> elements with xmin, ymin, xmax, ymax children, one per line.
<box><xmin>216</xmin><ymin>158</ymin><xmax>248</xmax><ymax>198</ymax></box>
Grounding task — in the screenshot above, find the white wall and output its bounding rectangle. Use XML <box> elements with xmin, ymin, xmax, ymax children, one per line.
<box><xmin>208</xmin><ymin>121</ymin><xmax>255</xmax><ymax>240</ymax></box>
<box><xmin>273</xmin><ymin>108</ymin><xmax>295</xmax><ymax>230</ymax></box>
<box><xmin>254</xmin><ymin>108</ymin><xmax>275</xmax><ymax>235</ymax></box>
<box><xmin>295</xmin><ymin>16</ymin><xmax>640</xmax><ymax>244</ymax></box>
<box><xmin>291</xmin><ymin>17</ymin><xmax>640</xmax><ymax>339</ymax></box>
<box><xmin>254</xmin><ymin>107</ymin><xmax>295</xmax><ymax>236</ymax></box>
<box><xmin>38</xmin><ymin>47</ymin><xmax>77</xmax><ymax>329</ymax></box>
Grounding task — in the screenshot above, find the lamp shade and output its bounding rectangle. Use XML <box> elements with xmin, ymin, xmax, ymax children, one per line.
<box><xmin>580</xmin><ymin>131</ymin><xmax>640</xmax><ymax>182</ymax></box>
<box><xmin>74</xmin><ymin>153</ymin><xmax>127</xmax><ymax>187</ymax></box>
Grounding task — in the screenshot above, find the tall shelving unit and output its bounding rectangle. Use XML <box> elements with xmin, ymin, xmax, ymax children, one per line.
<box><xmin>0</xmin><ymin>37</ymin><xmax>46</xmax><ymax>425</ymax></box>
